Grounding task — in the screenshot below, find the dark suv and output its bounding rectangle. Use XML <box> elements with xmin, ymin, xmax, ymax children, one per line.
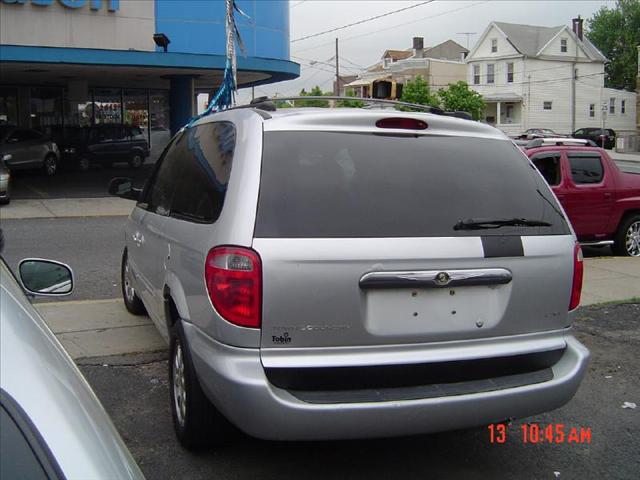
<box><xmin>572</xmin><ymin>128</ymin><xmax>616</xmax><ymax>150</ymax></box>
<box><xmin>59</xmin><ymin>125</ymin><xmax>150</xmax><ymax>171</ymax></box>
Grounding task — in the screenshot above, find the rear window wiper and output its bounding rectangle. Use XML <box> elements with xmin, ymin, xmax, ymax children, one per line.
<box><xmin>453</xmin><ymin>217</ymin><xmax>552</xmax><ymax>230</ymax></box>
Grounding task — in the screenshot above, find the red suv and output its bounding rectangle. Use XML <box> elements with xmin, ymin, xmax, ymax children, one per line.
<box><xmin>526</xmin><ymin>145</ymin><xmax>640</xmax><ymax>256</ymax></box>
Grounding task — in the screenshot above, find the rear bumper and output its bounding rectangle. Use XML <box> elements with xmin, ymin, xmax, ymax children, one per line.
<box><xmin>184</xmin><ymin>323</ymin><xmax>589</xmax><ymax>441</ymax></box>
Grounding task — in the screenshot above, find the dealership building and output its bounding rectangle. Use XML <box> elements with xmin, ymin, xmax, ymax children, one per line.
<box><xmin>0</xmin><ymin>0</ymin><xmax>298</xmax><ymax>155</ymax></box>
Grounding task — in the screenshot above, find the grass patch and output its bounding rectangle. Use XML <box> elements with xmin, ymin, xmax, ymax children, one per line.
<box><xmin>584</xmin><ymin>297</ymin><xmax>640</xmax><ymax>307</ymax></box>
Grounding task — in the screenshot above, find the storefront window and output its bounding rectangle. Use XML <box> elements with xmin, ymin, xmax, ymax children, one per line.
<box><xmin>94</xmin><ymin>88</ymin><xmax>122</xmax><ymax>124</ymax></box>
<box><xmin>0</xmin><ymin>87</ymin><xmax>19</xmax><ymax>126</ymax></box>
<box><xmin>149</xmin><ymin>89</ymin><xmax>170</xmax><ymax>161</ymax></box>
<box><xmin>29</xmin><ymin>87</ymin><xmax>63</xmax><ymax>136</ymax></box>
<box><xmin>124</xmin><ymin>89</ymin><xmax>148</xmax><ymax>129</ymax></box>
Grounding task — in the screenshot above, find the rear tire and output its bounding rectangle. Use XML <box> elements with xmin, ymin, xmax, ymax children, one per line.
<box><xmin>169</xmin><ymin>320</ymin><xmax>229</xmax><ymax>450</ymax></box>
<box><xmin>121</xmin><ymin>250</ymin><xmax>146</xmax><ymax>315</ymax></box>
<box><xmin>129</xmin><ymin>153</ymin><xmax>144</xmax><ymax>169</ymax></box>
<box><xmin>613</xmin><ymin>214</ymin><xmax>640</xmax><ymax>257</ymax></box>
<box><xmin>77</xmin><ymin>157</ymin><xmax>91</xmax><ymax>172</ymax></box>
<box><xmin>42</xmin><ymin>154</ymin><xmax>58</xmax><ymax>176</ymax></box>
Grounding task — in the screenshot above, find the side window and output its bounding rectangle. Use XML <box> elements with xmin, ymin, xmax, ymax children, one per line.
<box><xmin>145</xmin><ymin>135</ymin><xmax>183</xmax><ymax>216</ymax></box>
<box><xmin>568</xmin><ymin>153</ymin><xmax>604</xmax><ymax>184</ymax></box>
<box><xmin>7</xmin><ymin>129</ymin><xmax>31</xmax><ymax>143</ymax></box>
<box><xmin>574</xmin><ymin>129</ymin><xmax>584</xmax><ymax>135</ymax></box>
<box><xmin>170</xmin><ymin>122</ymin><xmax>236</xmax><ymax>223</ymax></box>
<box><xmin>531</xmin><ymin>153</ymin><xmax>562</xmax><ymax>186</ymax></box>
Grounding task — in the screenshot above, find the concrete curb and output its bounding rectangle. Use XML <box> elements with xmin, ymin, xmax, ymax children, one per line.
<box><xmin>0</xmin><ymin>197</ymin><xmax>135</xmax><ymax>220</ymax></box>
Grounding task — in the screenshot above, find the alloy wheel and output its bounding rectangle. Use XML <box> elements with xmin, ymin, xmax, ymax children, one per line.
<box><xmin>44</xmin><ymin>156</ymin><xmax>57</xmax><ymax>175</ymax></box>
<box><xmin>625</xmin><ymin>220</ymin><xmax>640</xmax><ymax>257</ymax></box>
<box><xmin>173</xmin><ymin>342</ymin><xmax>187</xmax><ymax>427</ymax></box>
<box><xmin>131</xmin><ymin>154</ymin><xmax>143</xmax><ymax>168</ymax></box>
<box><xmin>123</xmin><ymin>261</ymin><xmax>136</xmax><ymax>302</ymax></box>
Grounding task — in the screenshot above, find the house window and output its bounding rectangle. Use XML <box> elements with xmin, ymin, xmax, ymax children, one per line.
<box><xmin>487</xmin><ymin>64</ymin><xmax>495</xmax><ymax>84</ymax></box>
<box><xmin>621</xmin><ymin>100</ymin><xmax>626</xmax><ymax>114</ymax></box>
<box><xmin>609</xmin><ymin>98</ymin><xmax>615</xmax><ymax>114</ymax></box>
<box><xmin>543</xmin><ymin>101</ymin><xmax>552</xmax><ymax>110</ymax></box>
<box><xmin>589</xmin><ymin>104</ymin><xmax>595</xmax><ymax>117</ymax></box>
<box><xmin>507</xmin><ymin>62</ymin><xmax>514</xmax><ymax>83</ymax></box>
<box><xmin>560</xmin><ymin>38</ymin><xmax>568</xmax><ymax>53</ymax></box>
<box><xmin>473</xmin><ymin>64</ymin><xmax>480</xmax><ymax>84</ymax></box>
<box><xmin>491</xmin><ymin>39</ymin><xmax>497</xmax><ymax>53</ymax></box>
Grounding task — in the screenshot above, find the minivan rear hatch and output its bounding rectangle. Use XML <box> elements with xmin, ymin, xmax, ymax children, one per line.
<box><xmin>253</xmin><ymin>128</ymin><xmax>573</xmax><ymax>350</ymax></box>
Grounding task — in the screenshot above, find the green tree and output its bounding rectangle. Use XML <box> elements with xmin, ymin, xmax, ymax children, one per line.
<box><xmin>295</xmin><ymin>86</ymin><xmax>330</xmax><ymax>107</ymax></box>
<box><xmin>586</xmin><ymin>0</ymin><xmax>640</xmax><ymax>91</ymax></box>
<box><xmin>337</xmin><ymin>89</ymin><xmax>364</xmax><ymax>108</ymax></box>
<box><xmin>398</xmin><ymin>75</ymin><xmax>439</xmax><ymax>110</ymax></box>
<box><xmin>437</xmin><ymin>81</ymin><xmax>485</xmax><ymax>120</ymax></box>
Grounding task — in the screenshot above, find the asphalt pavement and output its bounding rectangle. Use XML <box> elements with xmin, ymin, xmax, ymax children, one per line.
<box><xmin>0</xmin><ymin>216</ymin><xmax>127</xmax><ymax>301</ymax></box>
<box><xmin>79</xmin><ymin>302</ymin><xmax>640</xmax><ymax>480</ymax></box>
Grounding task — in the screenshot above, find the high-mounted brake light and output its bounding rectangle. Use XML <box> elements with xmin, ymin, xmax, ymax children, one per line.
<box><xmin>569</xmin><ymin>243</ymin><xmax>583</xmax><ymax>311</ymax></box>
<box><xmin>205</xmin><ymin>246</ymin><xmax>262</xmax><ymax>328</ymax></box>
<box><xmin>375</xmin><ymin>118</ymin><xmax>428</xmax><ymax>130</ymax></box>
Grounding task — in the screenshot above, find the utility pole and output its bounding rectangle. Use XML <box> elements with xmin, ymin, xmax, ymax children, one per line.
<box><xmin>335</xmin><ymin>38</ymin><xmax>340</xmax><ymax>96</ymax></box>
<box><xmin>457</xmin><ymin>32</ymin><xmax>477</xmax><ymax>50</ymax></box>
<box><xmin>571</xmin><ymin>63</ymin><xmax>576</xmax><ymax>134</ymax></box>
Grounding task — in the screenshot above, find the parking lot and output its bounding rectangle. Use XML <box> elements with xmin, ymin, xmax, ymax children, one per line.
<box><xmin>74</xmin><ymin>303</ymin><xmax>640</xmax><ymax>480</ymax></box>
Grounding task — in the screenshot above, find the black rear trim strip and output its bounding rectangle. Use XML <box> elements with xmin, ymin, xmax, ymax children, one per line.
<box><xmin>266</xmin><ymin>349</ymin><xmax>564</xmax><ymax>391</ymax></box>
<box><xmin>289</xmin><ymin>368</ymin><xmax>553</xmax><ymax>404</ymax></box>
<box><xmin>482</xmin><ymin>236</ymin><xmax>524</xmax><ymax>258</ymax></box>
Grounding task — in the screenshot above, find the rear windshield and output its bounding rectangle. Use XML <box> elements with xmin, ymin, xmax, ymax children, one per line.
<box><xmin>255</xmin><ymin>132</ymin><xmax>570</xmax><ymax>238</ymax></box>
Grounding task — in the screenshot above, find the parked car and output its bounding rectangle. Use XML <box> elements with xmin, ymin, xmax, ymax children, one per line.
<box><xmin>0</xmin><ymin>125</ymin><xmax>60</xmax><ymax>176</ymax></box>
<box><xmin>572</xmin><ymin>128</ymin><xmax>616</xmax><ymax>150</ymax></box>
<box><xmin>524</xmin><ymin>137</ymin><xmax>597</xmax><ymax>150</ymax></box>
<box><xmin>526</xmin><ymin>144</ymin><xmax>640</xmax><ymax>256</ymax></box>
<box><xmin>58</xmin><ymin>125</ymin><xmax>150</xmax><ymax>171</ymax></box>
<box><xmin>515</xmin><ymin>128</ymin><xmax>564</xmax><ymax>140</ymax></box>
<box><xmin>0</xmin><ymin>155</ymin><xmax>10</xmax><ymax>204</ymax></box>
<box><xmin>110</xmin><ymin>105</ymin><xmax>589</xmax><ymax>449</ymax></box>
<box><xmin>0</xmin><ymin>236</ymin><xmax>144</xmax><ymax>479</ymax></box>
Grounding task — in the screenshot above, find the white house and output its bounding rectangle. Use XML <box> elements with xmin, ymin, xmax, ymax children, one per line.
<box><xmin>466</xmin><ymin>17</ymin><xmax>637</xmax><ymax>136</ymax></box>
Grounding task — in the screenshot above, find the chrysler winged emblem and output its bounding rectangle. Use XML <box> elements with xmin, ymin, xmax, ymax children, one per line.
<box><xmin>434</xmin><ymin>272</ymin><xmax>451</xmax><ymax>286</ymax></box>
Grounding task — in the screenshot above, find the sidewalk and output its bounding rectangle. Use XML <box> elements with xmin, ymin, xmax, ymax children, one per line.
<box><xmin>35</xmin><ymin>257</ymin><xmax>639</xmax><ymax>360</ymax></box>
<box><xmin>609</xmin><ymin>151</ymin><xmax>640</xmax><ymax>163</ymax></box>
<box><xmin>0</xmin><ymin>197</ymin><xmax>135</xmax><ymax>220</ymax></box>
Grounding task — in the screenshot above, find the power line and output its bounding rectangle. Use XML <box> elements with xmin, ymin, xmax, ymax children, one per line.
<box><xmin>294</xmin><ymin>1</ymin><xmax>489</xmax><ymax>53</ymax></box>
<box><xmin>290</xmin><ymin>0</ymin><xmax>310</xmax><ymax>8</ymax></box>
<box><xmin>291</xmin><ymin>55</ymin><xmax>360</xmax><ymax>73</ymax></box>
<box><xmin>291</xmin><ymin>1</ymin><xmax>434</xmax><ymax>43</ymax></box>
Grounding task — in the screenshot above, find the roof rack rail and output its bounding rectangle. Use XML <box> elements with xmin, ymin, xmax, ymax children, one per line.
<box><xmin>222</xmin><ymin>95</ymin><xmax>473</xmax><ymax>120</ymax></box>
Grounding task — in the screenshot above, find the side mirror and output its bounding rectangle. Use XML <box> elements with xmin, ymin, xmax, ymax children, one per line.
<box><xmin>108</xmin><ymin>177</ymin><xmax>141</xmax><ymax>201</ymax></box>
<box><xmin>19</xmin><ymin>259</ymin><xmax>73</xmax><ymax>296</ymax></box>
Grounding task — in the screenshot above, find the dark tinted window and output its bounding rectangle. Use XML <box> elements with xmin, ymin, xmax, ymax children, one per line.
<box><xmin>169</xmin><ymin>122</ymin><xmax>235</xmax><ymax>223</ymax></box>
<box><xmin>8</xmin><ymin>129</ymin><xmax>38</xmax><ymax>142</ymax></box>
<box><xmin>569</xmin><ymin>153</ymin><xmax>604</xmax><ymax>184</ymax></box>
<box><xmin>145</xmin><ymin>136</ymin><xmax>182</xmax><ymax>215</ymax></box>
<box><xmin>256</xmin><ymin>132</ymin><xmax>569</xmax><ymax>238</ymax></box>
<box><xmin>531</xmin><ymin>152</ymin><xmax>561</xmax><ymax>186</ymax></box>
<box><xmin>1</xmin><ymin>405</ymin><xmax>49</xmax><ymax>480</ymax></box>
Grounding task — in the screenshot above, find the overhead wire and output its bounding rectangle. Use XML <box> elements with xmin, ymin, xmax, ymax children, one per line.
<box><xmin>294</xmin><ymin>1</ymin><xmax>489</xmax><ymax>53</ymax></box>
<box><xmin>291</xmin><ymin>1</ymin><xmax>435</xmax><ymax>43</ymax></box>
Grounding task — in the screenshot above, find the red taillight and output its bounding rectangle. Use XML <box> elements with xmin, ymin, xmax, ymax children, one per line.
<box><xmin>205</xmin><ymin>246</ymin><xmax>262</xmax><ymax>328</ymax></box>
<box><xmin>376</xmin><ymin>118</ymin><xmax>428</xmax><ymax>130</ymax></box>
<box><xmin>569</xmin><ymin>243</ymin><xmax>583</xmax><ymax>311</ymax></box>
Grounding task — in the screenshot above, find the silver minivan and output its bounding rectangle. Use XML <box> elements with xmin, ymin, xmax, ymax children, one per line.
<box><xmin>111</xmin><ymin>104</ymin><xmax>589</xmax><ymax>449</ymax></box>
